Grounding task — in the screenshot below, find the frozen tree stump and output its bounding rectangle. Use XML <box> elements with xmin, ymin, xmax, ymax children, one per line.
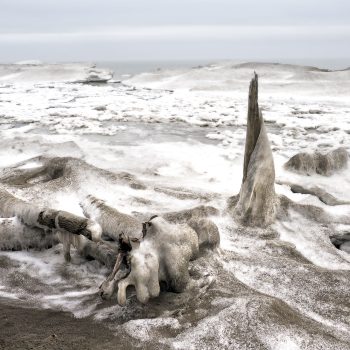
<box><xmin>231</xmin><ymin>73</ymin><xmax>278</xmax><ymax>227</ymax></box>
<box><xmin>0</xmin><ymin>188</ymin><xmax>119</xmax><ymax>267</ymax></box>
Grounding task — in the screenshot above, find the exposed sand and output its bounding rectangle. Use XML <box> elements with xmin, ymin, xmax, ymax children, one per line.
<box><xmin>0</xmin><ymin>301</ymin><xmax>126</xmax><ymax>350</ymax></box>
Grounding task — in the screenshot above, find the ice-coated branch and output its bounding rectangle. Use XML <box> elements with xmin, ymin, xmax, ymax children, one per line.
<box><xmin>0</xmin><ymin>188</ymin><xmax>101</xmax><ymax>241</ymax></box>
<box><xmin>0</xmin><ymin>217</ymin><xmax>57</xmax><ymax>251</ymax></box>
<box><xmin>0</xmin><ymin>189</ymin><xmax>119</xmax><ymax>267</ymax></box>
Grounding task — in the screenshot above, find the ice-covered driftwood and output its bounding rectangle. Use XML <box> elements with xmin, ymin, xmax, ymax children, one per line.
<box><xmin>0</xmin><ymin>217</ymin><xmax>57</xmax><ymax>251</ymax></box>
<box><xmin>81</xmin><ymin>195</ymin><xmax>142</xmax><ymax>241</ymax></box>
<box><xmin>0</xmin><ymin>182</ymin><xmax>220</xmax><ymax>305</ymax></box>
<box><xmin>0</xmin><ymin>188</ymin><xmax>109</xmax><ymax>263</ymax></box>
<box><xmin>0</xmin><ymin>190</ymin><xmax>119</xmax><ymax>268</ymax></box>
<box><xmin>277</xmin><ymin>182</ymin><xmax>350</xmax><ymax>206</ymax></box>
<box><xmin>115</xmin><ymin>216</ymin><xmax>200</xmax><ymax>305</ymax></box>
<box><xmin>82</xmin><ymin>196</ymin><xmax>220</xmax><ymax>304</ymax></box>
<box><xmin>0</xmin><ymin>188</ymin><xmax>102</xmax><ymax>241</ymax></box>
<box><xmin>230</xmin><ymin>73</ymin><xmax>278</xmax><ymax>227</ymax></box>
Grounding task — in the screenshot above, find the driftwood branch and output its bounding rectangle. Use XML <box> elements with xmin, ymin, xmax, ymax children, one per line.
<box><xmin>276</xmin><ymin>181</ymin><xmax>350</xmax><ymax>206</ymax></box>
<box><xmin>79</xmin><ymin>240</ymin><xmax>119</xmax><ymax>269</ymax></box>
<box><xmin>0</xmin><ymin>218</ymin><xmax>118</xmax><ymax>269</ymax></box>
<box><xmin>0</xmin><ymin>217</ymin><xmax>57</xmax><ymax>251</ymax></box>
<box><xmin>0</xmin><ymin>188</ymin><xmax>121</xmax><ymax>268</ymax></box>
<box><xmin>0</xmin><ymin>188</ymin><xmax>100</xmax><ymax>240</ymax></box>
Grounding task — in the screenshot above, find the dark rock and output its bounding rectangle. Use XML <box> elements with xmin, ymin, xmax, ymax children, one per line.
<box><xmin>284</xmin><ymin>147</ymin><xmax>348</xmax><ymax>176</ymax></box>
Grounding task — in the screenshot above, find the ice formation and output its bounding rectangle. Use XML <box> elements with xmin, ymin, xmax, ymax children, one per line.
<box><xmin>0</xmin><ymin>61</ymin><xmax>350</xmax><ymax>349</ymax></box>
<box><xmin>284</xmin><ymin>147</ymin><xmax>348</xmax><ymax>176</ymax></box>
<box><xmin>231</xmin><ymin>73</ymin><xmax>277</xmax><ymax>227</ymax></box>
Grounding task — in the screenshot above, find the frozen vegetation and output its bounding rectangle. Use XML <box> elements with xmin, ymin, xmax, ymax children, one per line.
<box><xmin>0</xmin><ymin>61</ymin><xmax>350</xmax><ymax>349</ymax></box>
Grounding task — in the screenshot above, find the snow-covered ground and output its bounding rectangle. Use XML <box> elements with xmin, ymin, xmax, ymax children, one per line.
<box><xmin>0</xmin><ymin>61</ymin><xmax>350</xmax><ymax>349</ymax></box>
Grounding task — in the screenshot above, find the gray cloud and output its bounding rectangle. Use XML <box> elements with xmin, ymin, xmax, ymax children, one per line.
<box><xmin>1</xmin><ymin>25</ymin><xmax>349</xmax><ymax>42</ymax></box>
<box><xmin>0</xmin><ymin>0</ymin><xmax>349</xmax><ymax>62</ymax></box>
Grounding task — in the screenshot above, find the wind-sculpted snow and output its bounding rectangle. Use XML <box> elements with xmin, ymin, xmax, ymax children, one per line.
<box><xmin>0</xmin><ymin>62</ymin><xmax>350</xmax><ymax>349</ymax></box>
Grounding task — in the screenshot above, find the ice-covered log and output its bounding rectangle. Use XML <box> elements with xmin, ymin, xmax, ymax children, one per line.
<box><xmin>82</xmin><ymin>195</ymin><xmax>221</xmax><ymax>251</ymax></box>
<box><xmin>114</xmin><ymin>216</ymin><xmax>199</xmax><ymax>305</ymax></box>
<box><xmin>284</xmin><ymin>147</ymin><xmax>348</xmax><ymax>176</ymax></box>
<box><xmin>0</xmin><ymin>217</ymin><xmax>57</xmax><ymax>251</ymax></box>
<box><xmin>277</xmin><ymin>195</ymin><xmax>350</xmax><ymax>225</ymax></box>
<box><xmin>232</xmin><ymin>73</ymin><xmax>277</xmax><ymax>227</ymax></box>
<box><xmin>0</xmin><ymin>216</ymin><xmax>118</xmax><ymax>267</ymax></box>
<box><xmin>79</xmin><ymin>239</ymin><xmax>119</xmax><ymax>269</ymax></box>
<box><xmin>81</xmin><ymin>195</ymin><xmax>142</xmax><ymax>241</ymax></box>
<box><xmin>0</xmin><ymin>191</ymin><xmax>118</xmax><ymax>267</ymax></box>
<box><xmin>163</xmin><ymin>205</ymin><xmax>219</xmax><ymax>223</ymax></box>
<box><xmin>0</xmin><ymin>188</ymin><xmax>101</xmax><ymax>241</ymax></box>
<box><xmin>281</xmin><ymin>182</ymin><xmax>350</xmax><ymax>206</ymax></box>
<box><xmin>85</xmin><ymin>195</ymin><xmax>221</xmax><ymax>304</ymax></box>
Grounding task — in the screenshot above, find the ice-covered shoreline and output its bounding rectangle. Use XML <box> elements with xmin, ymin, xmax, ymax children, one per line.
<box><xmin>0</xmin><ymin>61</ymin><xmax>350</xmax><ymax>349</ymax></box>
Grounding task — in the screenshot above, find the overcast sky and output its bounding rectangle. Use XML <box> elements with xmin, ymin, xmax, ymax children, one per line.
<box><xmin>0</xmin><ymin>0</ymin><xmax>349</xmax><ymax>62</ymax></box>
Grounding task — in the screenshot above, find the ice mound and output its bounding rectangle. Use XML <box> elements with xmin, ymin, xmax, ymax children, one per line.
<box><xmin>284</xmin><ymin>147</ymin><xmax>348</xmax><ymax>176</ymax></box>
<box><xmin>0</xmin><ymin>63</ymin><xmax>113</xmax><ymax>83</ymax></box>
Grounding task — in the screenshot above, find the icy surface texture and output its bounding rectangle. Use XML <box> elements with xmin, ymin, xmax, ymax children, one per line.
<box><xmin>0</xmin><ymin>62</ymin><xmax>350</xmax><ymax>349</ymax></box>
<box><xmin>232</xmin><ymin>74</ymin><xmax>277</xmax><ymax>226</ymax></box>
